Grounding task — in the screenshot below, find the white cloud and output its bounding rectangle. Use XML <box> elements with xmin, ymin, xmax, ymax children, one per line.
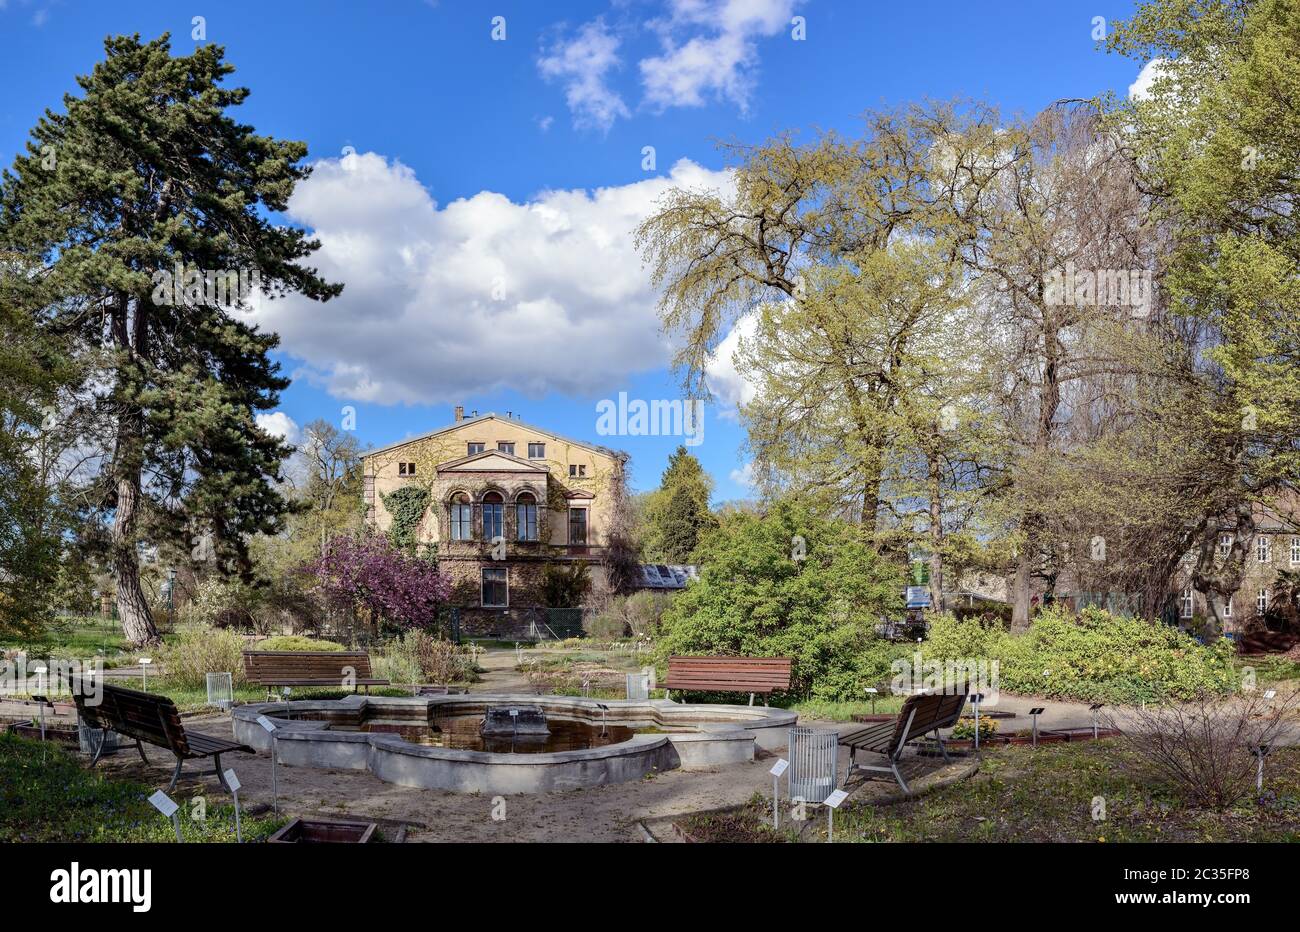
<box><xmin>704</xmin><ymin>311</ymin><xmax>758</xmax><ymax>417</ymax></box>
<box><xmin>640</xmin><ymin>0</ymin><xmax>798</xmax><ymax>112</ymax></box>
<box><xmin>1128</xmin><ymin>58</ymin><xmax>1168</xmax><ymax>100</ymax></box>
<box><xmin>256</xmin><ymin>411</ymin><xmax>301</xmax><ymax>446</ymax></box>
<box><xmin>729</xmin><ymin>461</ymin><xmax>755</xmax><ymax>488</ymax></box>
<box><xmin>538</xmin><ymin>18</ymin><xmax>631</xmax><ymax>132</ymax></box>
<box><xmin>250</xmin><ymin>152</ymin><xmax>733</xmax><ymax>406</ymax></box>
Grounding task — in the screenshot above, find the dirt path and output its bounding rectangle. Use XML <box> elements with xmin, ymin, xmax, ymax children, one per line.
<box><xmin>466</xmin><ymin>647</ymin><xmax>535</xmax><ymax>694</ymax></box>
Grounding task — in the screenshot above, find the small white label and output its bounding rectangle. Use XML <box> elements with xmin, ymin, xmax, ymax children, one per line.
<box><xmin>824</xmin><ymin>789</ymin><xmax>849</xmax><ymax>809</ymax></box>
<box><xmin>148</xmin><ymin>790</ymin><xmax>179</xmax><ymax>818</ymax></box>
<box><xmin>1263</xmin><ymin>689</ymin><xmax>1277</xmax><ymax>700</ymax></box>
<box><xmin>138</xmin><ymin>657</ymin><xmax>152</xmax><ymax>665</ymax></box>
<box><xmin>863</xmin><ymin>687</ymin><xmax>878</xmax><ymax>694</ymax></box>
<box><xmin>255</xmin><ymin>715</ymin><xmax>276</xmax><ymax>733</ymax></box>
<box><xmin>223</xmin><ymin>769</ymin><xmax>241</xmax><ymax>792</ymax></box>
<box><xmin>770</xmin><ymin>758</ymin><xmax>789</xmax><ymax>777</ymax></box>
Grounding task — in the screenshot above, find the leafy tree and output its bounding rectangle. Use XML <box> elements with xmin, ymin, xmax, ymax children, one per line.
<box><xmin>1104</xmin><ymin>0</ymin><xmax>1300</xmax><ymax>628</ymax></box>
<box><xmin>0</xmin><ymin>35</ymin><xmax>341</xmax><ymax>645</ymax></box>
<box><xmin>302</xmin><ymin>534</ymin><xmax>451</xmax><ymax>633</ymax></box>
<box><xmin>656</xmin><ymin>499</ymin><xmax>905</xmax><ymax>698</ymax></box>
<box><xmin>640</xmin><ymin>446</ymin><xmax>717</xmax><ymax>563</ymax></box>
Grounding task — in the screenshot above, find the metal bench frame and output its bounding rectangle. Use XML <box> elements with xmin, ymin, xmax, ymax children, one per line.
<box><xmin>840</xmin><ymin>691</ymin><xmax>967</xmax><ymax>794</ymax></box>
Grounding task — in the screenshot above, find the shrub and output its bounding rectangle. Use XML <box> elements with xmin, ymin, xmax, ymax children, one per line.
<box><xmin>951</xmin><ymin>716</ymin><xmax>999</xmax><ymax>741</ymax></box>
<box><xmin>655</xmin><ymin>500</ymin><xmax>904</xmax><ymax>700</ymax></box>
<box><xmin>374</xmin><ymin>630</ymin><xmax>471</xmax><ymax>685</ymax></box>
<box><xmin>919</xmin><ymin>606</ymin><xmax>1238</xmax><ymax>703</ymax></box>
<box><xmin>1114</xmin><ymin>690</ymin><xmax>1300</xmax><ymax>809</ymax></box>
<box><xmin>257</xmin><ymin>635</ymin><xmax>344</xmax><ymax>652</ymax></box>
<box><xmin>584</xmin><ymin>610</ymin><xmax>626</xmax><ymax>640</ymax></box>
<box><xmin>182</xmin><ymin>576</ymin><xmax>265</xmax><ymax>632</ymax></box>
<box><xmin>155</xmin><ymin>626</ymin><xmax>246</xmax><ymax>688</ymax></box>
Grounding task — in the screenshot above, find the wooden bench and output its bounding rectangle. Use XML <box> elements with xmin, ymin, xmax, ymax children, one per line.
<box><xmin>242</xmin><ymin>650</ymin><xmax>390</xmax><ymax>698</ymax></box>
<box><xmin>71</xmin><ymin>680</ymin><xmax>253</xmax><ymax>792</ymax></box>
<box><xmin>840</xmin><ymin>691</ymin><xmax>967</xmax><ymax>794</ymax></box>
<box><xmin>662</xmin><ymin>656</ymin><xmax>792</xmax><ymax>706</ymax></box>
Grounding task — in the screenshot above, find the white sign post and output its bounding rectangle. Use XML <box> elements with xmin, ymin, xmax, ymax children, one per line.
<box><xmin>770</xmin><ymin>758</ymin><xmax>789</xmax><ymax>829</ymax></box>
<box><xmin>256</xmin><ymin>715</ymin><xmax>278</xmax><ymax>814</ymax></box>
<box><xmin>148</xmin><ymin>790</ymin><xmax>183</xmax><ymax>843</ymax></box>
<box><xmin>138</xmin><ymin>657</ymin><xmax>152</xmax><ymax>692</ymax></box>
<box><xmin>224</xmin><ymin>768</ymin><xmax>243</xmax><ymax>843</ymax></box>
<box><xmin>31</xmin><ymin>664</ymin><xmax>48</xmax><ymax>741</ymax></box>
<box><xmin>824</xmin><ymin>788</ymin><xmax>848</xmax><ymax>843</ymax></box>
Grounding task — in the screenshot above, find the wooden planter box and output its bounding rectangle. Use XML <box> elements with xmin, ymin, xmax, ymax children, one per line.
<box><xmin>6</xmin><ymin>720</ymin><xmax>81</xmax><ymax>748</ymax></box>
<box><xmin>268</xmin><ymin>818</ymin><xmax>377</xmax><ymax>844</ymax></box>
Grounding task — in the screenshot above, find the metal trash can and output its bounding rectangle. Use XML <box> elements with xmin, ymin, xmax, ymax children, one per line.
<box><xmin>625</xmin><ymin>673</ymin><xmax>650</xmax><ymax>701</ymax></box>
<box><xmin>788</xmin><ymin>726</ymin><xmax>839</xmax><ymax>803</ymax></box>
<box><xmin>206</xmin><ymin>672</ymin><xmax>234</xmax><ymax>710</ymax></box>
<box><xmin>78</xmin><ymin>717</ymin><xmax>119</xmax><ymax>756</ymax></box>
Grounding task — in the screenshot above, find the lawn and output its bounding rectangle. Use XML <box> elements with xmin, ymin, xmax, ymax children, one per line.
<box><xmin>0</xmin><ymin>733</ymin><xmax>285</xmax><ymax>842</ymax></box>
<box><xmin>679</xmin><ymin>741</ymin><xmax>1300</xmax><ymax>843</ymax></box>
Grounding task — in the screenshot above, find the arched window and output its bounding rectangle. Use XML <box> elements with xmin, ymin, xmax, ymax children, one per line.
<box><xmin>482</xmin><ymin>491</ymin><xmax>504</xmax><ymax>541</ymax></box>
<box><xmin>449</xmin><ymin>493</ymin><xmax>472</xmax><ymax>541</ymax></box>
<box><xmin>516</xmin><ymin>491</ymin><xmax>538</xmax><ymax>541</ymax></box>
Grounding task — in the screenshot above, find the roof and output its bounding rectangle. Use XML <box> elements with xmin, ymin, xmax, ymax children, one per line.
<box><xmin>362</xmin><ymin>412</ymin><xmax>626</xmax><ymax>462</ymax></box>
<box><xmin>634</xmin><ymin>564</ymin><xmax>699</xmax><ymax>591</ymax></box>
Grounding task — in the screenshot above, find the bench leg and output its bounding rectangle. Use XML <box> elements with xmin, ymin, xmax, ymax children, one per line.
<box><xmin>890</xmin><ymin>759</ymin><xmax>912</xmax><ymax>795</ymax></box>
<box><xmin>168</xmin><ymin>756</ymin><xmax>184</xmax><ymax>793</ymax></box>
<box><xmin>214</xmin><ymin>754</ymin><xmax>231</xmax><ymax>793</ymax></box>
<box><xmin>88</xmin><ymin>726</ymin><xmax>110</xmax><ymax>769</ymax></box>
<box><xmin>135</xmin><ymin>738</ymin><xmax>150</xmax><ymax>765</ymax></box>
<box><xmin>934</xmin><ymin>731</ymin><xmax>951</xmax><ymax>764</ymax></box>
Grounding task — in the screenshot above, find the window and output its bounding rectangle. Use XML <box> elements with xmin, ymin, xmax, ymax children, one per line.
<box><xmin>1223</xmin><ymin>597</ymin><xmax>1233</xmax><ymax>618</ymax></box>
<box><xmin>482</xmin><ymin>491</ymin><xmax>504</xmax><ymax>540</ymax></box>
<box><xmin>1258</xmin><ymin>588</ymin><xmax>1270</xmax><ymax>613</ymax></box>
<box><xmin>497</xmin><ymin>441</ymin><xmax>515</xmax><ymax>455</ymax></box>
<box><xmin>568</xmin><ymin>507</ymin><xmax>588</xmax><ymax>545</ymax></box>
<box><xmin>1180</xmin><ymin>587</ymin><xmax>1193</xmax><ymax>619</ymax></box>
<box><xmin>449</xmin><ymin>493</ymin><xmax>473</xmax><ymax>540</ymax></box>
<box><xmin>1292</xmin><ymin>536</ymin><xmax>1300</xmax><ymax>565</ymax></box>
<box><xmin>528</xmin><ymin>442</ymin><xmax>545</xmax><ymax>459</ymax></box>
<box><xmin>1257</xmin><ymin>536</ymin><xmax>1272</xmax><ymax>563</ymax></box>
<box><xmin>569</xmin><ymin>464</ymin><xmax>587</xmax><ymax>478</ymax></box>
<box><xmin>467</xmin><ymin>442</ymin><xmax>485</xmax><ymax>455</ymax></box>
<box><xmin>398</xmin><ymin>462</ymin><xmax>416</xmax><ymax>476</ymax></box>
<box><xmin>482</xmin><ymin>568</ymin><xmax>508</xmax><ymax>608</ymax></box>
<box><xmin>1219</xmin><ymin>534</ymin><xmax>1233</xmax><ymax>557</ymax></box>
<box><xmin>516</xmin><ymin>492</ymin><xmax>538</xmax><ymax>541</ymax></box>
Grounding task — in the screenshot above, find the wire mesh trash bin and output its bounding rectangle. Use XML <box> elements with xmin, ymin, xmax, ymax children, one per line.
<box><xmin>626</xmin><ymin>673</ymin><xmax>650</xmax><ymax>700</ymax></box>
<box><xmin>78</xmin><ymin>717</ymin><xmax>119</xmax><ymax>756</ymax></box>
<box><xmin>206</xmin><ymin>672</ymin><xmax>234</xmax><ymax>710</ymax></box>
<box><xmin>788</xmin><ymin>727</ymin><xmax>839</xmax><ymax>803</ymax></box>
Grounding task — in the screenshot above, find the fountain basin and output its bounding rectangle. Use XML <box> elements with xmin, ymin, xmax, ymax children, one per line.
<box><xmin>232</xmin><ymin>694</ymin><xmax>797</xmax><ymax>794</ymax></box>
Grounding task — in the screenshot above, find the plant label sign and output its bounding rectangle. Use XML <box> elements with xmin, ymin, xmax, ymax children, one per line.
<box><xmin>824</xmin><ymin>789</ymin><xmax>849</xmax><ymax>809</ymax></box>
<box><xmin>770</xmin><ymin>759</ymin><xmax>789</xmax><ymax>777</ymax></box>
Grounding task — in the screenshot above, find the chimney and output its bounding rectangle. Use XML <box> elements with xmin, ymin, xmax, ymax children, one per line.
<box><xmin>454</xmin><ymin>405</ymin><xmax>464</xmax><ymax>423</ymax></box>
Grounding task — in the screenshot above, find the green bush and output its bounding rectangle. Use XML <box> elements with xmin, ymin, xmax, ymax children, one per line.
<box><xmin>154</xmin><ymin>626</ymin><xmax>246</xmax><ymax>688</ymax></box>
<box><xmin>374</xmin><ymin>630</ymin><xmax>473</xmax><ymax>684</ymax></box>
<box><xmin>656</xmin><ymin>500</ymin><xmax>905</xmax><ymax>700</ymax></box>
<box><xmin>919</xmin><ymin>606</ymin><xmax>1238</xmax><ymax>703</ymax></box>
<box><xmin>257</xmin><ymin>635</ymin><xmax>345</xmax><ymax>652</ymax></box>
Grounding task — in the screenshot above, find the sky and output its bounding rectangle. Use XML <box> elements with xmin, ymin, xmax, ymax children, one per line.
<box><xmin>0</xmin><ymin>0</ymin><xmax>1150</xmax><ymax>501</ymax></box>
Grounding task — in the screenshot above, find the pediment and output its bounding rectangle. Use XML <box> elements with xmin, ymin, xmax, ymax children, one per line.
<box><xmin>437</xmin><ymin>450</ymin><xmax>549</xmax><ymax>474</ymax></box>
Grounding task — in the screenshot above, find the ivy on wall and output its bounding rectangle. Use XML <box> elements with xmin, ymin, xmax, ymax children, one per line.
<box><xmin>381</xmin><ymin>485</ymin><xmax>431</xmax><ymax>554</ymax></box>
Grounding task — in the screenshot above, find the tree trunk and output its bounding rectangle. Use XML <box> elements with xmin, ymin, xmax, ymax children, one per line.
<box><xmin>1011</xmin><ymin>545</ymin><xmax>1033</xmax><ymax>633</ymax></box>
<box><xmin>113</xmin><ymin>472</ymin><xmax>160</xmax><ymax>647</ymax></box>
<box><xmin>926</xmin><ymin>450</ymin><xmax>945</xmax><ymax>613</ymax></box>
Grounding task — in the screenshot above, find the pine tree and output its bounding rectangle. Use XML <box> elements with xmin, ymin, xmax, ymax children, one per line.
<box><xmin>642</xmin><ymin>446</ymin><xmax>717</xmax><ymax>563</ymax></box>
<box><xmin>0</xmin><ymin>35</ymin><xmax>341</xmax><ymax>646</ymax></box>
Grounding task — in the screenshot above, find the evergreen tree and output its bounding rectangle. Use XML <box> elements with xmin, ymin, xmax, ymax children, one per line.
<box><xmin>641</xmin><ymin>446</ymin><xmax>717</xmax><ymax>563</ymax></box>
<box><xmin>0</xmin><ymin>35</ymin><xmax>341</xmax><ymax>645</ymax></box>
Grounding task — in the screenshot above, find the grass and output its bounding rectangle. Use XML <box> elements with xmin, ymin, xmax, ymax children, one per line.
<box><xmin>679</xmin><ymin>741</ymin><xmax>1300</xmax><ymax>843</ymax></box>
<box><xmin>1237</xmin><ymin>655</ymin><xmax>1300</xmax><ymax>685</ymax></box>
<box><xmin>0</xmin><ymin>733</ymin><xmax>285</xmax><ymax>842</ymax></box>
<box><xmin>787</xmin><ymin>696</ymin><xmax>908</xmax><ymax>721</ymax></box>
<box><xmin>7</xmin><ymin>615</ymin><xmax>134</xmax><ymax>667</ymax></box>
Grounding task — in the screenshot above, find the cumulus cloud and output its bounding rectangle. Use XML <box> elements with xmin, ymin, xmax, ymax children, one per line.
<box><xmin>249</xmin><ymin>152</ymin><xmax>733</xmax><ymax>405</ymax></box>
<box><xmin>538</xmin><ymin>18</ymin><xmax>631</xmax><ymax>132</ymax></box>
<box><xmin>704</xmin><ymin>311</ymin><xmax>758</xmax><ymax>417</ymax></box>
<box><xmin>1128</xmin><ymin>57</ymin><xmax>1169</xmax><ymax>100</ymax></box>
<box><xmin>256</xmin><ymin>411</ymin><xmax>301</xmax><ymax>446</ymax></box>
<box><xmin>640</xmin><ymin>0</ymin><xmax>799</xmax><ymax>112</ymax></box>
<box><xmin>729</xmin><ymin>461</ymin><xmax>755</xmax><ymax>488</ymax></box>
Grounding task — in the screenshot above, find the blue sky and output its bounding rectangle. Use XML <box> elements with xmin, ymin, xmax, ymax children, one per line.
<box><xmin>0</xmin><ymin>0</ymin><xmax>1148</xmax><ymax>500</ymax></box>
